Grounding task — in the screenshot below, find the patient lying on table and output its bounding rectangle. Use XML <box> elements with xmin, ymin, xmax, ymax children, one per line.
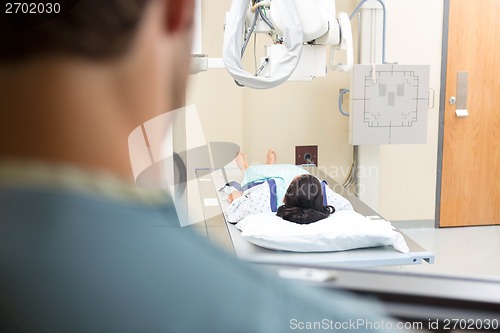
<box><xmin>224</xmin><ymin>150</ymin><xmax>409</xmax><ymax>253</ymax></box>
<box><xmin>224</xmin><ymin>149</ymin><xmax>353</xmax><ymax>223</ymax></box>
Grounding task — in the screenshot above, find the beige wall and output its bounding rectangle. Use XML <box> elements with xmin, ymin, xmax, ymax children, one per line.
<box><xmin>188</xmin><ymin>0</ymin><xmax>444</xmax><ymax>221</ymax></box>
<box><xmin>187</xmin><ymin>0</ymin><xmax>244</xmax><ymax>148</ymax></box>
<box><xmin>378</xmin><ymin>0</ymin><xmax>443</xmax><ymax>220</ymax></box>
<box><xmin>242</xmin><ymin>0</ymin><xmax>355</xmax><ymax>170</ymax></box>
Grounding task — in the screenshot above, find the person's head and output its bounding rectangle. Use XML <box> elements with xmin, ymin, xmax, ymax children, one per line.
<box><xmin>0</xmin><ymin>0</ymin><xmax>195</xmax><ymax>176</ymax></box>
<box><xmin>0</xmin><ymin>0</ymin><xmax>195</xmax><ymax>126</ymax></box>
<box><xmin>276</xmin><ymin>174</ymin><xmax>335</xmax><ymax>224</ymax></box>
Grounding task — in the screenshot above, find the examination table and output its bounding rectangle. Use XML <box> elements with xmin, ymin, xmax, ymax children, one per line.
<box><xmin>189</xmin><ymin>165</ymin><xmax>500</xmax><ymax>331</ymax></box>
<box><xmin>195</xmin><ymin>165</ymin><xmax>434</xmax><ymax>267</ymax></box>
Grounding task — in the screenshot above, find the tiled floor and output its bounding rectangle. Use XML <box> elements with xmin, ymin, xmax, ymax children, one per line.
<box><xmin>378</xmin><ymin>221</ymin><xmax>500</xmax><ymax>281</ymax></box>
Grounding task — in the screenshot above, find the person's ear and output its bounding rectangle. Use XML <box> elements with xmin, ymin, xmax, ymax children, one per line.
<box><xmin>163</xmin><ymin>0</ymin><xmax>195</xmax><ymax>34</ymax></box>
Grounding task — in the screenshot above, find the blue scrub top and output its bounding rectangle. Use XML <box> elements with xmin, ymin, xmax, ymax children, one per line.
<box><xmin>0</xmin><ymin>182</ymin><xmax>395</xmax><ymax>332</ymax></box>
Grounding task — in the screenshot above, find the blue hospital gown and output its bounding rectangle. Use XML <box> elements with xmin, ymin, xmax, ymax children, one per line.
<box><xmin>226</xmin><ymin>164</ymin><xmax>354</xmax><ymax>223</ymax></box>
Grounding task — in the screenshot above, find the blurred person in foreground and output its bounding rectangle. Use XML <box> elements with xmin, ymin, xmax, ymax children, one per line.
<box><xmin>0</xmin><ymin>1</ymin><xmax>402</xmax><ymax>332</ymax></box>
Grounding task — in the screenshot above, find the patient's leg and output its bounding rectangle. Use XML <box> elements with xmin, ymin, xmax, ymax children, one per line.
<box><xmin>266</xmin><ymin>149</ymin><xmax>277</xmax><ymax>165</ymax></box>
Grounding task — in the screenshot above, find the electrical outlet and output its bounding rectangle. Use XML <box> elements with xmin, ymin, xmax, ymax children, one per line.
<box><xmin>295</xmin><ymin>145</ymin><xmax>318</xmax><ymax>166</ymax></box>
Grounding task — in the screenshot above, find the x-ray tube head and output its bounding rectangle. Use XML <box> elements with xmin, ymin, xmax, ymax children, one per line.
<box><xmin>223</xmin><ymin>0</ymin><xmax>352</xmax><ymax>88</ymax></box>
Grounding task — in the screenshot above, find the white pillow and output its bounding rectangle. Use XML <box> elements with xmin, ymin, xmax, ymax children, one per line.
<box><xmin>236</xmin><ymin>210</ymin><xmax>409</xmax><ymax>253</ymax></box>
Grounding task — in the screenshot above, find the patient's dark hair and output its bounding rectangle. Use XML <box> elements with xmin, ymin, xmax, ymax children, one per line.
<box><xmin>0</xmin><ymin>0</ymin><xmax>149</xmax><ymax>62</ymax></box>
<box><xmin>276</xmin><ymin>174</ymin><xmax>335</xmax><ymax>225</ymax></box>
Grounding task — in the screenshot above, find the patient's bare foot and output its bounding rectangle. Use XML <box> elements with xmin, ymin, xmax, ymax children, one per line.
<box><xmin>235</xmin><ymin>152</ymin><xmax>249</xmax><ymax>171</ymax></box>
<box><xmin>266</xmin><ymin>149</ymin><xmax>277</xmax><ymax>165</ymax></box>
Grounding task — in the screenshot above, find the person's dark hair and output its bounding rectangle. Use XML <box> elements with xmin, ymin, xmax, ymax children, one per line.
<box><xmin>276</xmin><ymin>174</ymin><xmax>335</xmax><ymax>225</ymax></box>
<box><xmin>0</xmin><ymin>0</ymin><xmax>149</xmax><ymax>62</ymax></box>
